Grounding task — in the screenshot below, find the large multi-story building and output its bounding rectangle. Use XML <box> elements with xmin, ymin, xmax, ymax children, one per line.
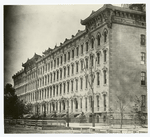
<box><xmin>12</xmin><ymin>4</ymin><xmax>147</xmax><ymax>119</ymax></box>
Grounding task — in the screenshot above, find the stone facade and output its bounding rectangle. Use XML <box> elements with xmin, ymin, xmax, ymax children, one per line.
<box><xmin>12</xmin><ymin>4</ymin><xmax>146</xmax><ymax>119</ymax></box>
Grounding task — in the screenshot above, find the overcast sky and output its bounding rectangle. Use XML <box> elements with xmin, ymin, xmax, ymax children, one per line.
<box><xmin>4</xmin><ymin>4</ymin><xmax>121</xmax><ymax>85</ymax></box>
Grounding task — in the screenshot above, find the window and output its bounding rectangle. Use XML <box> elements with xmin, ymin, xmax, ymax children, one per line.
<box><xmin>64</xmin><ymin>54</ymin><xmax>66</xmax><ymax>63</ymax></box>
<box><xmin>141</xmin><ymin>72</ymin><xmax>146</xmax><ymax>85</ymax></box>
<box><xmin>80</xmin><ymin>78</ymin><xmax>83</xmax><ymax>90</ymax></box>
<box><xmin>103</xmin><ymin>29</ymin><xmax>108</xmax><ymax>43</ymax></box>
<box><xmin>97</xmin><ymin>53</ymin><xmax>100</xmax><ymax>64</ymax></box>
<box><xmin>91</xmin><ymin>38</ymin><xmax>94</xmax><ymax>49</ymax></box>
<box><xmin>97</xmin><ymin>34</ymin><xmax>100</xmax><ymax>46</ymax></box>
<box><xmin>80</xmin><ymin>98</ymin><xmax>82</xmax><ymax>109</ymax></box>
<box><xmin>97</xmin><ymin>72</ymin><xmax>100</xmax><ymax>85</ymax></box>
<box><xmin>67</xmin><ymin>81</ymin><xmax>69</xmax><ymax>93</ymax></box>
<box><xmin>90</xmin><ymin>55</ymin><xmax>94</xmax><ymax>67</ymax></box>
<box><xmin>76</xmin><ymin>62</ymin><xmax>78</xmax><ymax>73</ymax></box>
<box><xmin>60</xmin><ymin>69</ymin><xmax>62</xmax><ymax>79</ymax></box>
<box><xmin>57</xmin><ymin>58</ymin><xmax>59</xmax><ymax>66</ymax></box>
<box><xmin>81</xmin><ymin>45</ymin><xmax>83</xmax><ymax>54</ymax></box>
<box><xmin>57</xmin><ymin>71</ymin><xmax>59</xmax><ymax>80</ymax></box>
<box><xmin>103</xmin><ymin>94</ymin><xmax>106</xmax><ymax>111</ymax></box>
<box><xmin>86</xmin><ymin>42</ymin><xmax>88</xmax><ymax>52</ymax></box>
<box><xmin>68</xmin><ymin>52</ymin><xmax>70</xmax><ymax>61</ymax></box>
<box><xmin>76</xmin><ymin>79</ymin><xmax>78</xmax><ymax>91</ymax></box>
<box><xmin>141</xmin><ymin>34</ymin><xmax>145</xmax><ymax>45</ymax></box>
<box><xmin>67</xmin><ymin>66</ymin><xmax>70</xmax><ymax>76</ymax></box>
<box><xmin>141</xmin><ymin>95</ymin><xmax>146</xmax><ymax>107</ymax></box>
<box><xmin>104</xmin><ymin>50</ymin><xmax>107</xmax><ymax>62</ymax></box>
<box><xmin>53</xmin><ymin>72</ymin><xmax>55</xmax><ymax>82</ymax></box>
<box><xmin>97</xmin><ymin>96</ymin><xmax>99</xmax><ymax>108</ymax></box>
<box><xmin>61</xmin><ymin>56</ymin><xmax>63</xmax><ymax>65</ymax></box>
<box><xmin>85</xmin><ymin>75</ymin><xmax>88</xmax><ymax>89</ymax></box>
<box><xmin>71</xmin><ymin>80</ymin><xmax>73</xmax><ymax>92</ymax></box>
<box><xmin>64</xmin><ymin>67</ymin><xmax>66</xmax><ymax>78</ymax></box>
<box><xmin>51</xmin><ymin>61</ymin><xmax>53</xmax><ymax>69</ymax></box>
<box><xmin>56</xmin><ymin>85</ymin><xmax>58</xmax><ymax>96</ymax></box>
<box><xmin>104</xmin><ymin>70</ymin><xmax>107</xmax><ymax>84</ymax></box>
<box><xmin>72</xmin><ymin>50</ymin><xmax>74</xmax><ymax>59</ymax></box>
<box><xmin>85</xmin><ymin>58</ymin><xmax>88</xmax><ymax>69</ymax></box>
<box><xmin>71</xmin><ymin>64</ymin><xmax>74</xmax><ymax>75</ymax></box>
<box><xmin>85</xmin><ymin>97</ymin><xmax>87</xmax><ymax>111</ymax></box>
<box><xmin>53</xmin><ymin>86</ymin><xmax>55</xmax><ymax>97</ymax></box>
<box><xmin>81</xmin><ymin>60</ymin><xmax>84</xmax><ymax>71</ymax></box>
<box><xmin>60</xmin><ymin>84</ymin><xmax>62</xmax><ymax>95</ymax></box>
<box><xmin>54</xmin><ymin>59</ymin><xmax>56</xmax><ymax>68</ymax></box>
<box><xmin>141</xmin><ymin>52</ymin><xmax>146</xmax><ymax>64</ymax></box>
<box><xmin>50</xmin><ymin>73</ymin><xmax>52</xmax><ymax>83</ymax></box>
<box><xmin>63</xmin><ymin>83</ymin><xmax>66</xmax><ymax>94</ymax></box>
<box><xmin>76</xmin><ymin>47</ymin><xmax>79</xmax><ymax>56</ymax></box>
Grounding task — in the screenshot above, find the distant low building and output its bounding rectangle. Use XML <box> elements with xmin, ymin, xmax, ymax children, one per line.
<box><xmin>12</xmin><ymin>4</ymin><xmax>147</xmax><ymax>120</ymax></box>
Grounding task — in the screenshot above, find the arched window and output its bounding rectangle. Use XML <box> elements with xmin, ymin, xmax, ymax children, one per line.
<box><xmin>76</xmin><ymin>62</ymin><xmax>79</xmax><ymax>73</ymax></box>
<box><xmin>53</xmin><ymin>86</ymin><xmax>55</xmax><ymax>97</ymax></box>
<box><xmin>67</xmin><ymin>66</ymin><xmax>70</xmax><ymax>76</ymax></box>
<box><xmin>76</xmin><ymin>47</ymin><xmax>79</xmax><ymax>56</ymax></box>
<box><xmin>90</xmin><ymin>54</ymin><xmax>94</xmax><ymax>67</ymax></box>
<box><xmin>81</xmin><ymin>44</ymin><xmax>83</xmax><ymax>54</ymax></box>
<box><xmin>103</xmin><ymin>94</ymin><xmax>106</xmax><ymax>111</ymax></box>
<box><xmin>68</xmin><ymin>52</ymin><xmax>70</xmax><ymax>61</ymax></box>
<box><xmin>86</xmin><ymin>42</ymin><xmax>88</xmax><ymax>52</ymax></box>
<box><xmin>71</xmin><ymin>80</ymin><xmax>74</xmax><ymax>92</ymax></box>
<box><xmin>61</xmin><ymin>56</ymin><xmax>63</xmax><ymax>65</ymax></box>
<box><xmin>63</xmin><ymin>83</ymin><xmax>66</xmax><ymax>94</ymax></box>
<box><xmin>85</xmin><ymin>58</ymin><xmax>88</xmax><ymax>69</ymax></box>
<box><xmin>57</xmin><ymin>70</ymin><xmax>59</xmax><ymax>80</ymax></box>
<box><xmin>64</xmin><ymin>54</ymin><xmax>66</xmax><ymax>63</ymax></box>
<box><xmin>103</xmin><ymin>28</ymin><xmax>108</xmax><ymax>43</ymax></box>
<box><xmin>103</xmin><ymin>70</ymin><xmax>107</xmax><ymax>84</ymax></box>
<box><xmin>72</xmin><ymin>49</ymin><xmax>74</xmax><ymax>59</ymax></box>
<box><xmin>53</xmin><ymin>72</ymin><xmax>55</xmax><ymax>81</ymax></box>
<box><xmin>57</xmin><ymin>57</ymin><xmax>59</xmax><ymax>66</ymax></box>
<box><xmin>85</xmin><ymin>97</ymin><xmax>87</xmax><ymax>111</ymax></box>
<box><xmin>60</xmin><ymin>83</ymin><xmax>62</xmax><ymax>95</ymax></box>
<box><xmin>97</xmin><ymin>72</ymin><xmax>100</xmax><ymax>85</ymax></box>
<box><xmin>80</xmin><ymin>77</ymin><xmax>83</xmax><ymax>90</ymax></box>
<box><xmin>75</xmin><ymin>98</ymin><xmax>78</xmax><ymax>109</ymax></box>
<box><xmin>80</xmin><ymin>60</ymin><xmax>84</xmax><ymax>71</ymax></box>
<box><xmin>56</xmin><ymin>85</ymin><xmax>58</xmax><ymax>96</ymax></box>
<box><xmin>91</xmin><ymin>38</ymin><xmax>94</xmax><ymax>49</ymax></box>
<box><xmin>54</xmin><ymin>59</ymin><xmax>56</xmax><ymax>68</ymax></box>
<box><xmin>76</xmin><ymin>79</ymin><xmax>78</xmax><ymax>91</ymax></box>
<box><xmin>97</xmin><ymin>52</ymin><xmax>100</xmax><ymax>64</ymax></box>
<box><xmin>71</xmin><ymin>64</ymin><xmax>74</xmax><ymax>75</ymax></box>
<box><xmin>67</xmin><ymin>81</ymin><xmax>69</xmax><ymax>93</ymax></box>
<box><xmin>97</xmin><ymin>34</ymin><xmax>101</xmax><ymax>46</ymax></box>
<box><xmin>85</xmin><ymin>75</ymin><xmax>88</xmax><ymax>89</ymax></box>
<box><xmin>104</xmin><ymin>50</ymin><xmax>107</xmax><ymax>62</ymax></box>
<box><xmin>64</xmin><ymin>67</ymin><xmax>66</xmax><ymax>77</ymax></box>
<box><xmin>60</xmin><ymin>69</ymin><xmax>62</xmax><ymax>79</ymax></box>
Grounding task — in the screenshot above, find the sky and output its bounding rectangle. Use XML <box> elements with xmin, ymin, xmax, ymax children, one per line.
<box><xmin>4</xmin><ymin>4</ymin><xmax>121</xmax><ymax>85</ymax></box>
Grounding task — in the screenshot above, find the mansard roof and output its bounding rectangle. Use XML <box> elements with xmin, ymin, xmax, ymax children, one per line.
<box><xmin>81</xmin><ymin>4</ymin><xmax>145</xmax><ymax>25</ymax></box>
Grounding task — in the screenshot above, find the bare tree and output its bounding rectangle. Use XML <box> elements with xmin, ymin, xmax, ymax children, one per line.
<box><xmin>116</xmin><ymin>95</ymin><xmax>127</xmax><ymax>129</ymax></box>
<box><xmin>131</xmin><ymin>95</ymin><xmax>147</xmax><ymax>128</ymax></box>
<box><xmin>83</xmin><ymin>54</ymin><xmax>97</xmax><ymax>127</ymax></box>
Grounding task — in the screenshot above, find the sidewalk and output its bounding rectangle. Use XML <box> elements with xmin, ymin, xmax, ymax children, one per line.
<box><xmin>4</xmin><ymin>124</ymin><xmax>148</xmax><ymax>134</ymax></box>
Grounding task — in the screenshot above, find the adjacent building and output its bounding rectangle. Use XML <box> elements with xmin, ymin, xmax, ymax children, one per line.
<box><xmin>12</xmin><ymin>4</ymin><xmax>147</xmax><ymax>120</ymax></box>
